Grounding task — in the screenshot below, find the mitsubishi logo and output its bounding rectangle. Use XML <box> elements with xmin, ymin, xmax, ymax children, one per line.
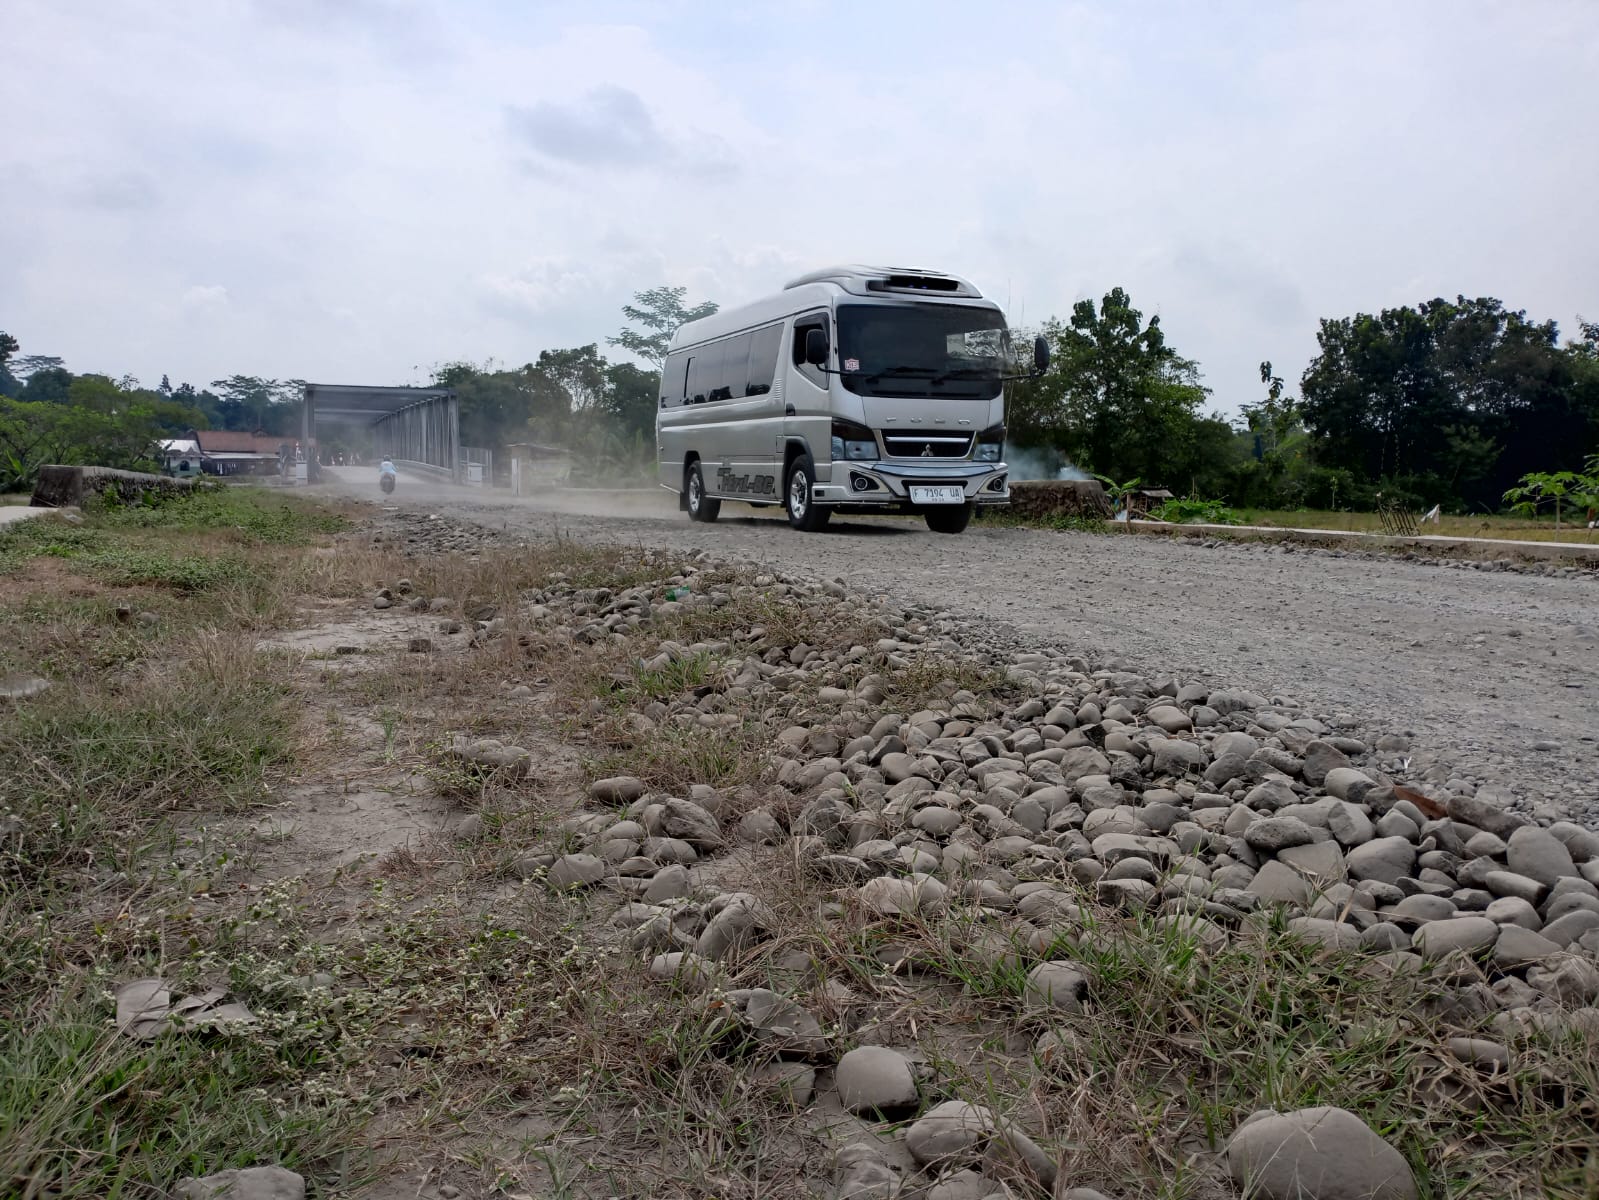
<box><xmin>921</xmin><ymin>444</ymin><xmax>933</xmax><ymax>457</ymax></box>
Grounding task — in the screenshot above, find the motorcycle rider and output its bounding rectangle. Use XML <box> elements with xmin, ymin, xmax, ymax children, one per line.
<box><xmin>378</xmin><ymin>456</ymin><xmax>397</xmax><ymax>491</ymax></box>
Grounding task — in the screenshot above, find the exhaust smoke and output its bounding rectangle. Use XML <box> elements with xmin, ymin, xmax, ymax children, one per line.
<box><xmin>1005</xmin><ymin>447</ymin><xmax>1092</xmax><ymax>482</ymax></box>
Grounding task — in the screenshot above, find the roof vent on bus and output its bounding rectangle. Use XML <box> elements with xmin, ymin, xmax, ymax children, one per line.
<box><xmin>782</xmin><ymin>265</ymin><xmax>983</xmax><ymax>299</ymax></box>
<box><xmin>867</xmin><ymin>273</ymin><xmax>963</xmax><ymax>294</ymax></box>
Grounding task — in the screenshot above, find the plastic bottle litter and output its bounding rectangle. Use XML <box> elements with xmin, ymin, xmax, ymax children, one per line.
<box><xmin>665</xmin><ymin>586</ymin><xmax>691</xmax><ymax>601</ymax></box>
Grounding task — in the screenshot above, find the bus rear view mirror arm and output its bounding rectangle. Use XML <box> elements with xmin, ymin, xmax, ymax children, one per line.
<box><xmin>1000</xmin><ymin>335</ymin><xmax>1051</xmax><ymax>381</ymax></box>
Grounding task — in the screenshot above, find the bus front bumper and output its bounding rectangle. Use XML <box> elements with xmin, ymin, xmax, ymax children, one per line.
<box><xmin>811</xmin><ymin>462</ymin><xmax>1009</xmax><ymax>506</ymax></box>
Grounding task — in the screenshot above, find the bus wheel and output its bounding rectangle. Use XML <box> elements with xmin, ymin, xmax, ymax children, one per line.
<box><xmin>924</xmin><ymin>503</ymin><xmax>973</xmax><ymax>534</ymax></box>
<box><xmin>785</xmin><ymin>454</ymin><xmax>830</xmax><ymax>531</ymax></box>
<box><xmin>686</xmin><ymin>462</ymin><xmax>720</xmax><ymax>522</ymax></box>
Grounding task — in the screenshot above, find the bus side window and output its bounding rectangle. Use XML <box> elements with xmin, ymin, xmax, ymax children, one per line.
<box><xmin>792</xmin><ymin>315</ymin><xmax>827</xmax><ymax>386</ymax></box>
<box><xmin>720</xmin><ymin>333</ymin><xmax>752</xmax><ymax>401</ymax></box>
<box><xmin>746</xmin><ymin>324</ymin><xmax>782</xmax><ymax>396</ymax></box>
<box><xmin>688</xmin><ymin>341</ymin><xmax>723</xmax><ymax>404</ymax></box>
<box><xmin>661</xmin><ymin>352</ymin><xmax>690</xmax><ymax>408</ymax></box>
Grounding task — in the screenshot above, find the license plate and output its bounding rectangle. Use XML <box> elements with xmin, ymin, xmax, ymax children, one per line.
<box><xmin>910</xmin><ymin>485</ymin><xmax>966</xmax><ymax>505</ymax></box>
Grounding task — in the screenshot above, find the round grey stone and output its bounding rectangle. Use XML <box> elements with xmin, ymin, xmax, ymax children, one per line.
<box><xmin>834</xmin><ymin>1045</ymin><xmax>919</xmax><ymax>1114</ymax></box>
<box><xmin>1412</xmin><ymin>916</ymin><xmax>1500</xmax><ymax>960</ymax></box>
<box><xmin>906</xmin><ymin>1100</ymin><xmax>993</xmax><ymax>1165</ymax></box>
<box><xmin>547</xmin><ymin>854</ymin><xmax>606</xmax><ymax>889</ymax></box>
<box><xmin>1024</xmin><ymin>961</ymin><xmax>1088</xmax><ymax>1013</ymax></box>
<box><xmin>1225</xmin><ymin>1106</ymin><xmax>1417</xmax><ymax>1200</ymax></box>
<box><xmin>1506</xmin><ymin>825</ymin><xmax>1578</xmax><ymax>886</ymax></box>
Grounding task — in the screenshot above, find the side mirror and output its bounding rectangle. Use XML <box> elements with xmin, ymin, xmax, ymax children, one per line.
<box><xmin>1033</xmin><ymin>335</ymin><xmax>1050</xmax><ymax>374</ymax></box>
<box><xmin>804</xmin><ymin>327</ymin><xmax>830</xmax><ymax>366</ymax></box>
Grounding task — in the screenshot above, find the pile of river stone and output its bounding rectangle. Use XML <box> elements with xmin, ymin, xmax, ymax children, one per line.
<box><xmin>361</xmin><ymin>510</ymin><xmax>1597</xmax><ymax>1198</ymax></box>
<box><xmin>495</xmin><ymin>581</ymin><xmax>1599</xmax><ymax>1199</ymax></box>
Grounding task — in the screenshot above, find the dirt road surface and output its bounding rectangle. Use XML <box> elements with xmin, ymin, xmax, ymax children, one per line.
<box><xmin>325</xmin><ymin>472</ymin><xmax>1599</xmax><ymax>823</ymax></box>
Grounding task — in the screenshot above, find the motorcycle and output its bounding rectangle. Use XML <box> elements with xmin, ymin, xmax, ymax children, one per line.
<box><xmin>380</xmin><ymin>473</ymin><xmax>395</xmax><ymax>495</ymax></box>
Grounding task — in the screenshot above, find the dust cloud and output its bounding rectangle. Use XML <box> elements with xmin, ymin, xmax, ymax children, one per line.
<box><xmin>313</xmin><ymin>468</ymin><xmax>682</xmax><ymax>522</ymax></box>
<box><xmin>1005</xmin><ymin>447</ymin><xmax>1092</xmax><ymax>481</ymax></box>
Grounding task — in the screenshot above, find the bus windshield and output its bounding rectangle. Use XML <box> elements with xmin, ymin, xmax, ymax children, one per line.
<box><xmin>836</xmin><ymin>303</ymin><xmax>1007</xmax><ymax>399</ymax></box>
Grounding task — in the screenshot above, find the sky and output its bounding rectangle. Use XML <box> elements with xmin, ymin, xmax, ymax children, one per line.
<box><xmin>3</xmin><ymin>0</ymin><xmax>1597</xmax><ymax>416</ymax></box>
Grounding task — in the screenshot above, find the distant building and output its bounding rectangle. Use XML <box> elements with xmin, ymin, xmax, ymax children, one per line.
<box><xmin>158</xmin><ymin>430</ymin><xmax>287</xmax><ymax>476</ymax></box>
<box><xmin>505</xmin><ymin>442</ymin><xmax>572</xmax><ymax>494</ymax></box>
<box><xmin>157</xmin><ymin>438</ymin><xmax>204</xmax><ymax>477</ymax></box>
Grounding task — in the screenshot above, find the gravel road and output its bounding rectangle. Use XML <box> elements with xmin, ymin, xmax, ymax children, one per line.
<box><xmin>339</xmin><ymin>476</ymin><xmax>1599</xmax><ymax>823</ymax></box>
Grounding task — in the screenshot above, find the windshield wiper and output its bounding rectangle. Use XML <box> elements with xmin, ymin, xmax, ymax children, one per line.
<box><xmin>930</xmin><ymin>366</ymin><xmax>998</xmax><ymax>385</ymax></box>
<box><xmin>861</xmin><ymin>365</ymin><xmax>940</xmax><ymax>384</ymax></box>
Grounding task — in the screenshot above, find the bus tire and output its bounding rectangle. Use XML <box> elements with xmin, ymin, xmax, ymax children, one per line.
<box><xmin>924</xmin><ymin>503</ymin><xmax>972</xmax><ymax>534</ymax></box>
<box><xmin>785</xmin><ymin>453</ymin><xmax>830</xmax><ymax>531</ymax></box>
<box><xmin>686</xmin><ymin>461</ymin><xmax>720</xmax><ymax>522</ymax></box>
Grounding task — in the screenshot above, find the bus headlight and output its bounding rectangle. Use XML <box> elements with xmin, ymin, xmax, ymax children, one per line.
<box><xmin>831</xmin><ymin>419</ymin><xmax>877</xmax><ymax>462</ymax></box>
<box><xmin>975</xmin><ymin>424</ymin><xmax>1005</xmax><ymax>462</ymax></box>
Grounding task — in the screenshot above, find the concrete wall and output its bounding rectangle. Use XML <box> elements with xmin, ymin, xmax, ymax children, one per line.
<box><xmin>31</xmin><ymin>465</ymin><xmax>207</xmax><ymax>508</ymax></box>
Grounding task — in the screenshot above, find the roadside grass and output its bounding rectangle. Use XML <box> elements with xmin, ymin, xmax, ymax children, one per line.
<box><xmin>878</xmin><ymin>656</ymin><xmax>1017</xmax><ymax>715</ymax></box>
<box><xmin>8</xmin><ymin>490</ymin><xmax>1595</xmax><ymax>1198</ymax></box>
<box><xmin>974</xmin><ymin>508</ymin><xmax>1114</xmax><ymax>535</ymax></box>
<box><xmin>0</xmin><ymin>487</ymin><xmax>358</xmax><ymax>1198</ymax></box>
<box><xmin>1236</xmin><ymin>508</ymin><xmax>1599</xmax><ymax>544</ymax></box>
<box><xmin>983</xmin><ymin>502</ymin><xmax>1599</xmax><ymax>553</ymax></box>
<box><xmin>0</xmin><ymin>488</ymin><xmax>355</xmax><ymax>632</ymax></box>
<box><xmin>0</xmin><ymin>994</ymin><xmax>361</xmax><ymax>1200</ymax></box>
<box><xmin>0</xmin><ymin>638</ymin><xmax>294</xmax><ymax>883</ymax></box>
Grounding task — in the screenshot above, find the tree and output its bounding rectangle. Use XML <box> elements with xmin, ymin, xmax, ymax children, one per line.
<box><xmin>12</xmin><ymin>354</ymin><xmax>67</xmax><ymax>380</ymax></box>
<box><xmin>1019</xmin><ymin>288</ymin><xmax>1216</xmax><ymax>487</ymax></box>
<box><xmin>0</xmin><ymin>380</ymin><xmax>202</xmax><ymax>491</ymax></box>
<box><xmin>608</xmin><ymin>286</ymin><xmax>718</xmax><ymax>368</ymax></box>
<box><xmin>0</xmin><ymin>332</ymin><xmax>19</xmax><ymax>397</ymax></box>
<box><xmin>1503</xmin><ymin>471</ymin><xmax>1592</xmax><ymax>529</ymax></box>
<box><xmin>207</xmin><ymin>375</ymin><xmax>303</xmax><ymax>434</ymax></box>
<box><xmin>1300</xmin><ymin>295</ymin><xmax>1591</xmax><ymax>509</ymax></box>
<box><xmin>596</xmin><ymin>361</ymin><xmax>660</xmax><ymax>443</ymax></box>
<box><xmin>19</xmin><ymin>367</ymin><xmax>72</xmax><ymax>405</ymax></box>
<box><xmin>1232</xmin><ymin>361</ymin><xmax>1316</xmax><ymax>508</ymax></box>
<box><xmin>523</xmin><ymin>345</ymin><xmax>607</xmax><ymax>443</ymax></box>
<box><xmin>69</xmin><ymin>374</ymin><xmax>126</xmax><ymax>413</ymax></box>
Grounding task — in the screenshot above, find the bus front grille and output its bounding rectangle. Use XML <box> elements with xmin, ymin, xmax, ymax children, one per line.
<box><xmin>881</xmin><ymin>432</ymin><xmax>974</xmax><ymax>459</ymax></box>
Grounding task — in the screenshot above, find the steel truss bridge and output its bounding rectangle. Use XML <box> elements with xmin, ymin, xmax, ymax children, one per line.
<box><xmin>302</xmin><ymin>383</ymin><xmax>462</xmax><ymax>483</ymax></box>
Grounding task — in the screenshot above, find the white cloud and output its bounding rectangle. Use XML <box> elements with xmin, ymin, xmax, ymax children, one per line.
<box><xmin>1</xmin><ymin>0</ymin><xmax>1595</xmax><ymax>411</ymax></box>
<box><xmin>180</xmin><ymin>285</ymin><xmax>230</xmax><ymax>311</ymax></box>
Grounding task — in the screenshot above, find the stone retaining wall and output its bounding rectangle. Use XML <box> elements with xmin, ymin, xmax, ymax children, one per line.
<box><xmin>1004</xmin><ymin>479</ymin><xmax>1112</xmax><ymax>519</ymax></box>
<box><xmin>31</xmin><ymin>465</ymin><xmax>206</xmax><ymax>509</ymax></box>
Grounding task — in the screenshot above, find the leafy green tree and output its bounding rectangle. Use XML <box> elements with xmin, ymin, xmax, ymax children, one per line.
<box><xmin>1022</xmin><ymin>288</ymin><xmax>1216</xmax><ymax>487</ymax></box>
<box><xmin>0</xmin><ymin>332</ymin><xmax>18</xmax><ymax>397</ymax></box>
<box><xmin>523</xmin><ymin>345</ymin><xmax>607</xmax><ymax>443</ymax></box>
<box><xmin>1230</xmin><ymin>361</ymin><xmax>1317</xmax><ymax>507</ymax></box>
<box><xmin>1300</xmin><ymin>295</ymin><xmax>1588</xmax><ymax>508</ymax></box>
<box><xmin>68</xmin><ymin>374</ymin><xmax>126</xmax><ymax>413</ymax></box>
<box><xmin>607</xmin><ymin>286</ymin><xmax>718</xmax><ymax>368</ymax></box>
<box><xmin>595</xmin><ymin>360</ymin><xmax>660</xmax><ymax>442</ymax></box>
<box><xmin>12</xmin><ymin>354</ymin><xmax>66</xmax><ymax>380</ymax></box>
<box><xmin>1504</xmin><ymin>471</ymin><xmax>1586</xmax><ymax>529</ymax></box>
<box><xmin>434</xmin><ymin>361</ymin><xmax>533</xmax><ymax>449</ymax></box>
<box><xmin>207</xmin><ymin>376</ymin><xmax>303</xmax><ymax>433</ymax></box>
<box><xmin>0</xmin><ymin>376</ymin><xmax>202</xmax><ymax>490</ymax></box>
<box><xmin>19</xmin><ymin>367</ymin><xmax>71</xmax><ymax>404</ymax></box>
